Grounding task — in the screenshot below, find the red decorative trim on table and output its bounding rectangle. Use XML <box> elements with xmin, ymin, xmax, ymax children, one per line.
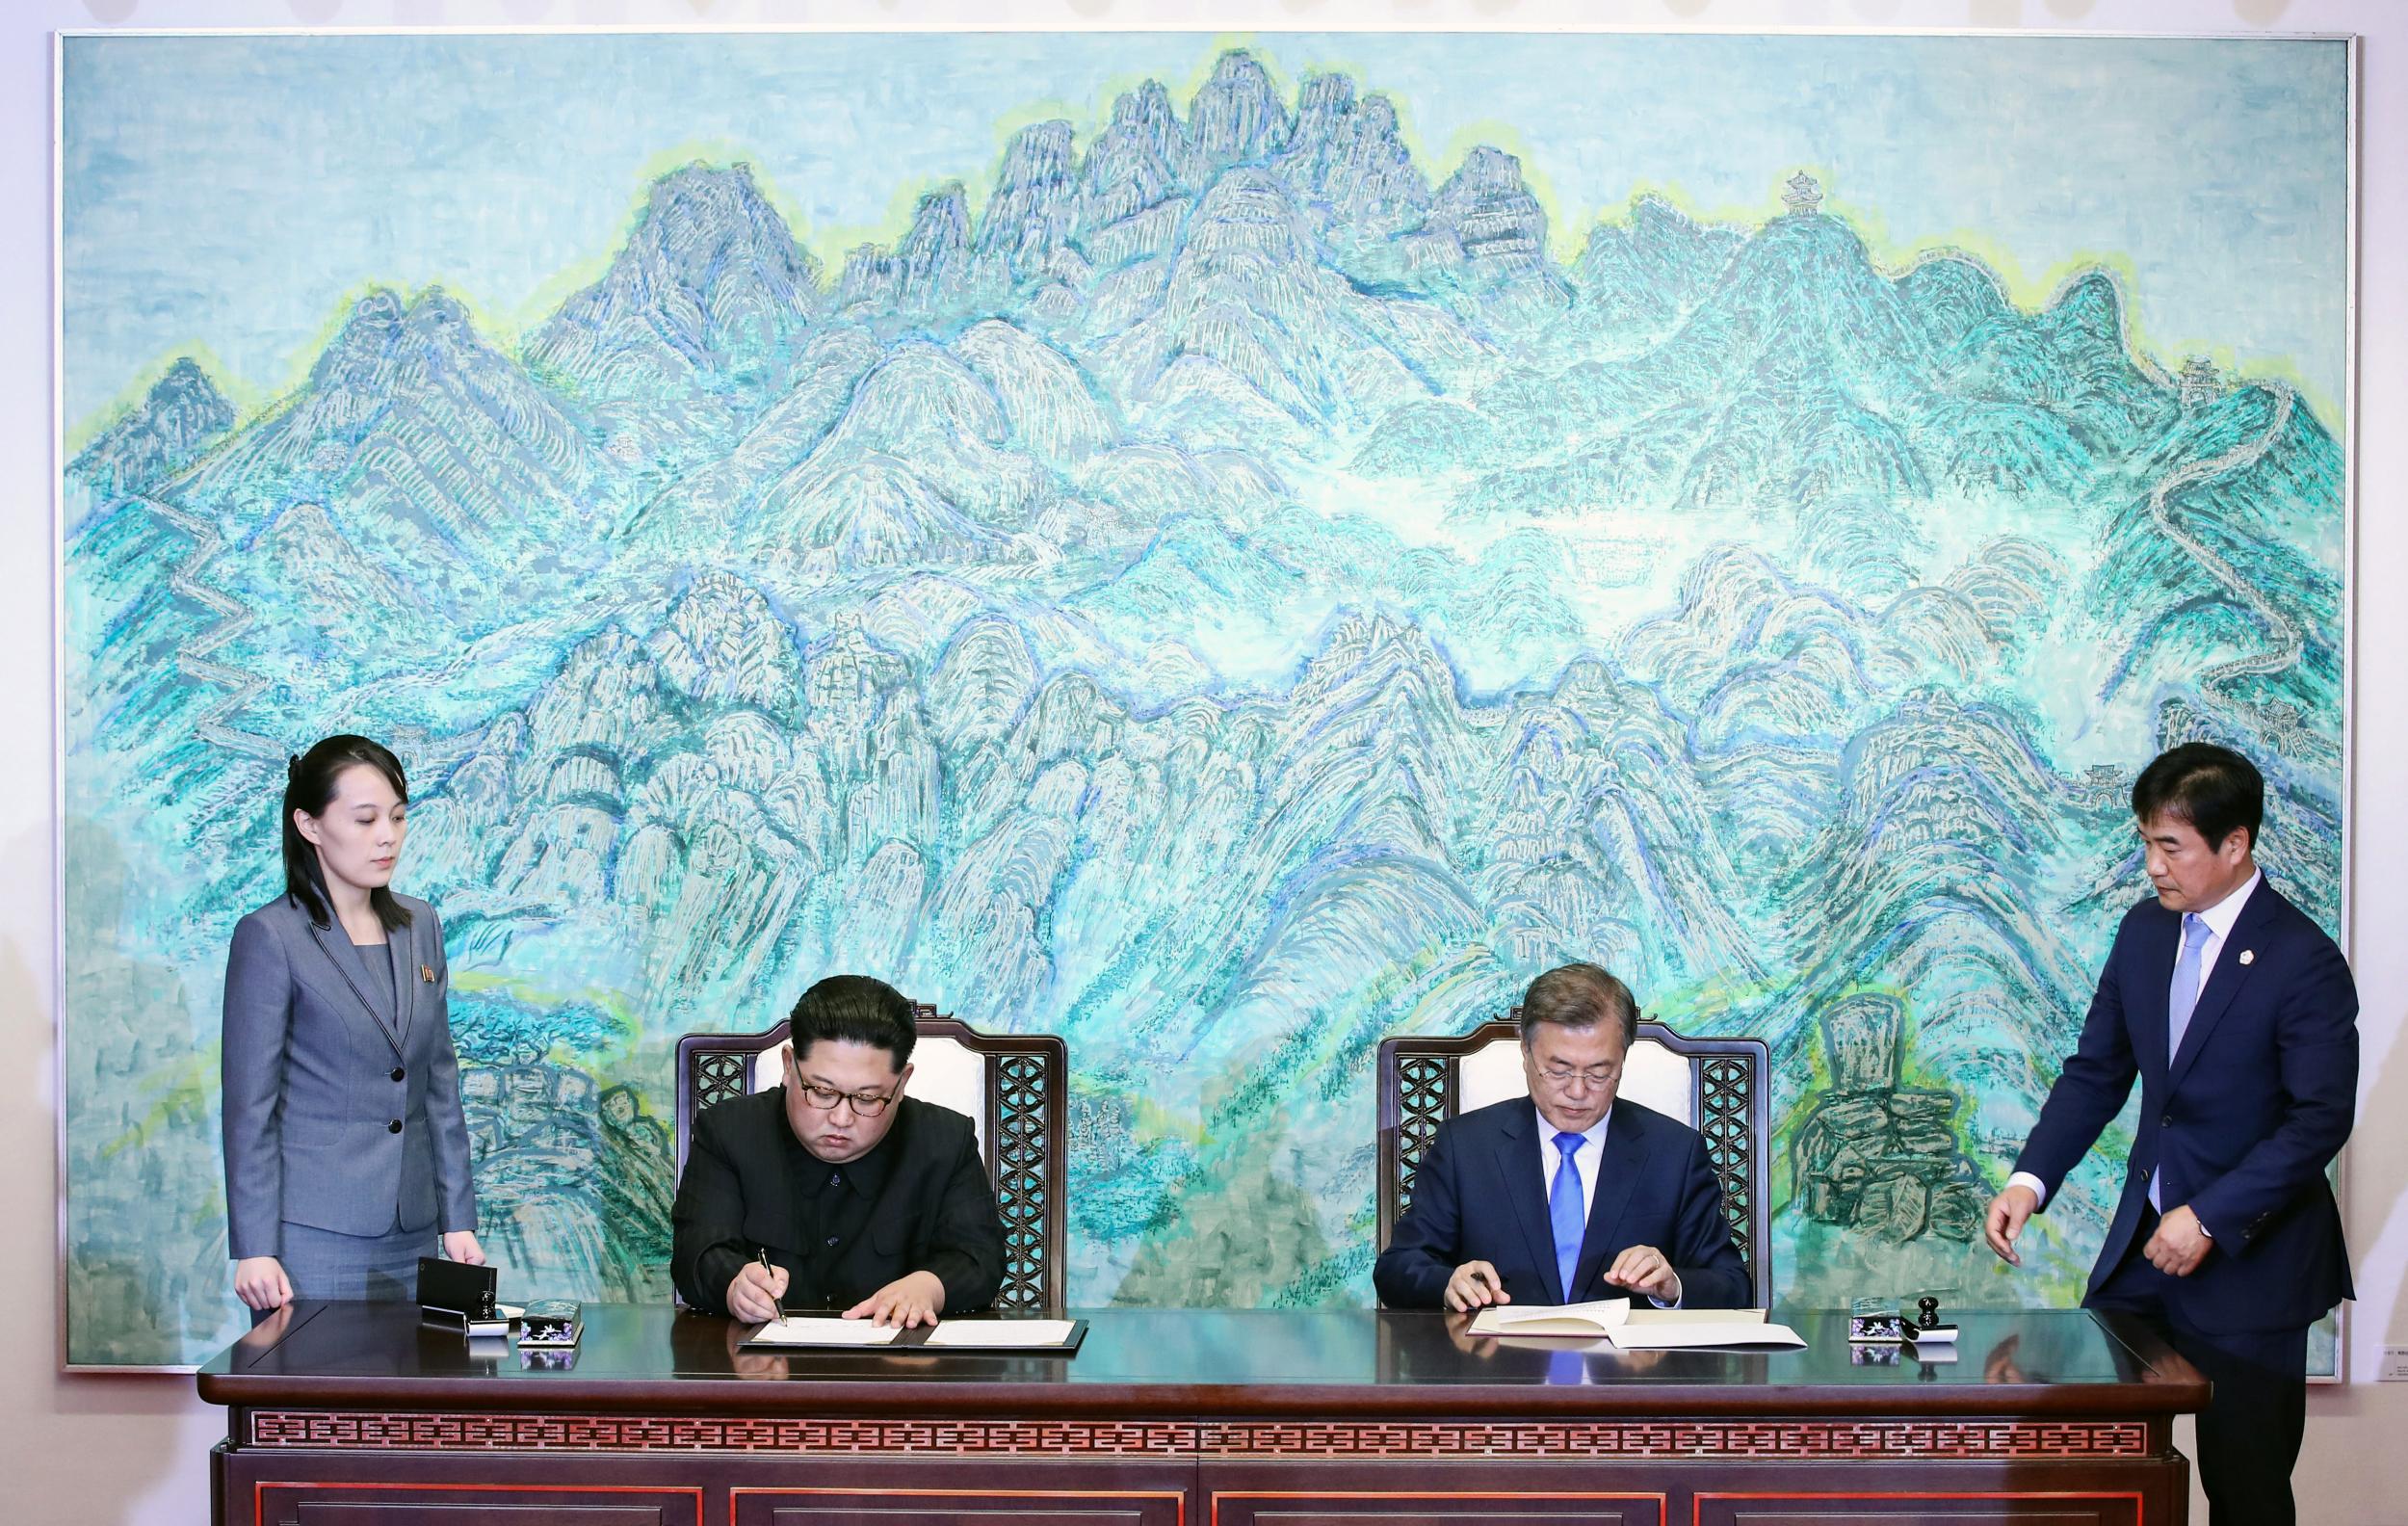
<box><xmin>247</xmin><ymin>1410</ymin><xmax>1197</xmax><ymax>1455</ymax></box>
<box><xmin>1213</xmin><ymin>1490</ymin><xmax>1664</xmax><ymax>1526</ymax></box>
<box><xmin>1691</xmin><ymin>1489</ymin><xmax>2146</xmax><ymax>1526</ymax></box>
<box><xmin>247</xmin><ymin>1411</ymin><xmax>2150</xmax><ymax>1459</ymax></box>
<box><xmin>1195</xmin><ymin>1419</ymin><xmax>2152</xmax><ymax>1459</ymax></box>
<box><xmin>736</xmin><ymin>1486</ymin><xmax>1187</xmax><ymax>1526</ymax></box>
<box><xmin>256</xmin><ymin>1480</ymin><xmax>703</xmax><ymax>1523</ymax></box>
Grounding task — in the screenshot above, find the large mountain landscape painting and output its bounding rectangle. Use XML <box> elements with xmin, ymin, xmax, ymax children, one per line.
<box><xmin>59</xmin><ymin>32</ymin><xmax>2350</xmax><ymax>1366</ymax></box>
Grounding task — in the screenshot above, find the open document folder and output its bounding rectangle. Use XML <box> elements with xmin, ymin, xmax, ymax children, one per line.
<box><xmin>1468</xmin><ymin>1299</ymin><xmax>1805</xmax><ymax>1351</ymax></box>
<box><xmin>739</xmin><ymin>1315</ymin><xmax>1089</xmax><ymax>1354</ymax></box>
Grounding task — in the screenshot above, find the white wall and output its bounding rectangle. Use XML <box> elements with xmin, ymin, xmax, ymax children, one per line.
<box><xmin>6</xmin><ymin>1</ymin><xmax>2401</xmax><ymax>1520</ymax></box>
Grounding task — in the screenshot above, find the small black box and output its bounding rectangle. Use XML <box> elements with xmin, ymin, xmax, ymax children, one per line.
<box><xmin>521</xmin><ymin>1299</ymin><xmax>583</xmax><ymax>1349</ymax></box>
<box><xmin>1847</xmin><ymin>1314</ymin><xmax>1909</xmax><ymax>1344</ymax></box>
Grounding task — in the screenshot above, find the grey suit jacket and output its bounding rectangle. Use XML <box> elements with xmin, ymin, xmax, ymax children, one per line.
<box><xmin>221</xmin><ymin>890</ymin><xmax>479</xmax><ymax>1259</ymax></box>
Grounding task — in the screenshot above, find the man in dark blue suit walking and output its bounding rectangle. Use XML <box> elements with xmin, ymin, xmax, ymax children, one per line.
<box><xmin>1987</xmin><ymin>743</ymin><xmax>2357</xmax><ymax>1525</ymax></box>
<box><xmin>1374</xmin><ymin>963</ymin><xmax>1750</xmax><ymax>1314</ymax></box>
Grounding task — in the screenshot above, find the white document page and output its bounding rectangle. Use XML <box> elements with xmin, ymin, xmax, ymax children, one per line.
<box><xmin>747</xmin><ymin>1317</ymin><xmax>902</xmax><ymax>1347</ymax></box>
<box><xmin>1622</xmin><ymin>1306</ymin><xmax>1767</xmax><ymax>1328</ymax></box>
<box><xmin>1607</xmin><ymin>1320</ymin><xmax>1805</xmax><ymax>1351</ymax></box>
<box><xmin>922</xmin><ymin>1320</ymin><xmax>1079</xmax><ymax>1349</ymax></box>
<box><xmin>1467</xmin><ymin>1298</ymin><xmax>1632</xmax><ymax>1337</ymax></box>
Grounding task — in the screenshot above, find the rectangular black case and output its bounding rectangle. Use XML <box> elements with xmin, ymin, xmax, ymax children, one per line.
<box><xmin>416</xmin><ymin>1257</ymin><xmax>498</xmax><ymax>1325</ymax></box>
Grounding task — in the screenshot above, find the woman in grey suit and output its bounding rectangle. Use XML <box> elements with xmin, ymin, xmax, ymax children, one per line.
<box><xmin>222</xmin><ymin>734</ymin><xmax>484</xmax><ymax>1312</ymax></box>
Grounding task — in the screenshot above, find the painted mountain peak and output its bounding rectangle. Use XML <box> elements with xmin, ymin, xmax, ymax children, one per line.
<box><xmin>531</xmin><ymin>161</ymin><xmax>826</xmax><ymax>418</ymax></box>
<box><xmin>68</xmin><ymin>355</ymin><xmax>234</xmax><ymax>503</ymax></box>
<box><xmin>64</xmin><ymin>44</ymin><xmax>2343</xmax><ymax>1366</ymax></box>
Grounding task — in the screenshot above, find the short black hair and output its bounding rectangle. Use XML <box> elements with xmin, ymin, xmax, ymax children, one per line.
<box><xmin>1518</xmin><ymin>962</ymin><xmax>1639</xmax><ymax>1048</ymax></box>
<box><xmin>2132</xmin><ymin>743</ymin><xmax>2264</xmax><ymax>852</ymax></box>
<box><xmin>787</xmin><ymin>975</ymin><xmax>918</xmax><ymax>1069</ymax></box>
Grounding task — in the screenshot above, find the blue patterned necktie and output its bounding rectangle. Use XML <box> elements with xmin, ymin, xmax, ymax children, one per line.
<box><xmin>1549</xmin><ymin>1130</ymin><xmax>1586</xmax><ymax>1302</ymax></box>
<box><xmin>2151</xmin><ymin>912</ymin><xmax>2213</xmax><ymax>1209</ymax></box>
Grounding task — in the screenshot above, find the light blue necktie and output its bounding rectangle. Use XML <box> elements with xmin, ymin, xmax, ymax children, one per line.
<box><xmin>1549</xmin><ymin>1130</ymin><xmax>1586</xmax><ymax>1302</ymax></box>
<box><xmin>2167</xmin><ymin>912</ymin><xmax>2212</xmax><ymax>1062</ymax></box>
<box><xmin>2151</xmin><ymin>912</ymin><xmax>2213</xmax><ymax>1209</ymax></box>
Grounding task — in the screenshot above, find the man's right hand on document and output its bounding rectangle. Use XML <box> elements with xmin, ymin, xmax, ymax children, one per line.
<box><xmin>1445</xmin><ymin>1260</ymin><xmax>1509</xmax><ymax>1312</ymax></box>
<box><xmin>726</xmin><ymin>1259</ymin><xmax>790</xmax><ymax>1323</ymax></box>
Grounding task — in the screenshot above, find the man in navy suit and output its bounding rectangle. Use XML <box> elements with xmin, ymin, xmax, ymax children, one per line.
<box><xmin>1987</xmin><ymin>743</ymin><xmax>2357</xmax><ymax>1526</ymax></box>
<box><xmin>1374</xmin><ymin>962</ymin><xmax>1750</xmax><ymax>1313</ymax></box>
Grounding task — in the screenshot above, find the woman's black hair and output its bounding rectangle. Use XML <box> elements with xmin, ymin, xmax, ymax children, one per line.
<box><xmin>282</xmin><ymin>734</ymin><xmax>414</xmax><ymax>932</ymax></box>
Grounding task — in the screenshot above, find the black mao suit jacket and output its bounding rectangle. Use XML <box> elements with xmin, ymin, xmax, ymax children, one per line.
<box><xmin>671</xmin><ymin>1091</ymin><xmax>1006</xmax><ymax>1317</ymax></box>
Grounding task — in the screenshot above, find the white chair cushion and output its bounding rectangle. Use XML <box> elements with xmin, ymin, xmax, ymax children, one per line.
<box><xmin>1459</xmin><ymin>1033</ymin><xmax>1697</xmax><ymax>1127</ymax></box>
<box><xmin>907</xmin><ymin>1035</ymin><xmax>989</xmax><ymax>1153</ymax></box>
<box><xmin>748</xmin><ymin>1034</ymin><xmax>989</xmax><ymax>1153</ymax></box>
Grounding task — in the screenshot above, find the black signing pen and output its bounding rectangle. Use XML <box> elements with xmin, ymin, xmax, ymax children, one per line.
<box><xmin>755</xmin><ymin>1249</ymin><xmax>787</xmax><ymax>1320</ymax></box>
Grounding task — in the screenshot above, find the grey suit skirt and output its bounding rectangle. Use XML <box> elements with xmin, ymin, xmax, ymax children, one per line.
<box><xmin>275</xmin><ymin>1217</ymin><xmax>433</xmax><ymax>1303</ymax></box>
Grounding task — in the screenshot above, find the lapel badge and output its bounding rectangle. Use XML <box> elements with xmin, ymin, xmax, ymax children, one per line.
<box><xmin>420</xmin><ymin>964</ymin><xmax>437</xmax><ymax>983</ymax></box>
<box><xmin>2238</xmin><ymin>950</ymin><xmax>2255</xmax><ymax>966</ymax></box>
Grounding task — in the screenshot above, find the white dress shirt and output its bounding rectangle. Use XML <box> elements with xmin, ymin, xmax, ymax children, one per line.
<box><xmin>2008</xmin><ymin>871</ymin><xmax>2261</xmax><ymax>1226</ymax></box>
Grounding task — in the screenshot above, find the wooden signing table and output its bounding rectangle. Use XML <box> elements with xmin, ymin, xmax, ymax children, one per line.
<box><xmin>197</xmin><ymin>1303</ymin><xmax>2205</xmax><ymax>1526</ymax></box>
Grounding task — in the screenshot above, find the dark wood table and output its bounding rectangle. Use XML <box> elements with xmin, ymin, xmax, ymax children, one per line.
<box><xmin>197</xmin><ymin>1303</ymin><xmax>2205</xmax><ymax>1526</ymax></box>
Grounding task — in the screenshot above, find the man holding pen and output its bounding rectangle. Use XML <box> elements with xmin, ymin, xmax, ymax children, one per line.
<box><xmin>1374</xmin><ymin>963</ymin><xmax>1750</xmax><ymax>1313</ymax></box>
<box><xmin>670</xmin><ymin>976</ymin><xmax>1006</xmax><ymax>1326</ymax></box>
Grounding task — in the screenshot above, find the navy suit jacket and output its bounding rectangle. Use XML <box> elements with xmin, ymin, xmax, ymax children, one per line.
<box><xmin>1374</xmin><ymin>1094</ymin><xmax>1751</xmax><ymax>1310</ymax></box>
<box><xmin>2015</xmin><ymin>881</ymin><xmax>2356</xmax><ymax>1333</ymax></box>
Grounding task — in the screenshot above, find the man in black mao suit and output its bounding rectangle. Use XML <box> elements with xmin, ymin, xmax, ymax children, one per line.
<box><xmin>672</xmin><ymin>976</ymin><xmax>1005</xmax><ymax>1326</ymax></box>
<box><xmin>1987</xmin><ymin>744</ymin><xmax>2357</xmax><ymax>1525</ymax></box>
<box><xmin>1375</xmin><ymin>962</ymin><xmax>1750</xmax><ymax>1314</ymax></box>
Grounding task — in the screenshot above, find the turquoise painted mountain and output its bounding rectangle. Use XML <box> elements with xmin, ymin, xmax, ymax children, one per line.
<box><xmin>63</xmin><ymin>48</ymin><xmax>2342</xmax><ymax>1364</ymax></box>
